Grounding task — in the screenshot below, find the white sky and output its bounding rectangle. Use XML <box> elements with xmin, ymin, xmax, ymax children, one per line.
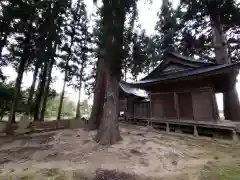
<box><xmin>2</xmin><ymin>0</ymin><xmax>240</xmax><ymax>110</ymax></box>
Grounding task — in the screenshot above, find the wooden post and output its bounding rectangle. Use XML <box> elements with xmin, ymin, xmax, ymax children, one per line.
<box><xmin>232</xmin><ymin>130</ymin><xmax>239</xmax><ymax>141</ymax></box>
<box><xmin>194</xmin><ymin>125</ymin><xmax>198</xmax><ymax>137</ymax></box>
<box><xmin>166</xmin><ymin>123</ymin><xmax>170</xmax><ymax>132</ymax></box>
<box><xmin>210</xmin><ymin>88</ymin><xmax>220</xmax><ymax>122</ymax></box>
<box><xmin>149</xmin><ymin>92</ymin><xmax>153</xmax><ymax>127</ymax></box>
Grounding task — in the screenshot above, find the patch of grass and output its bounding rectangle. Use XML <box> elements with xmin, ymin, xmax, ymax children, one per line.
<box><xmin>0</xmin><ymin>168</ymin><xmax>90</xmax><ymax>180</ymax></box>
<box><xmin>200</xmin><ymin>162</ymin><xmax>240</xmax><ymax>180</ymax></box>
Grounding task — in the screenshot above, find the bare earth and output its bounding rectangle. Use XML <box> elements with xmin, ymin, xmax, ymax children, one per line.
<box><xmin>0</xmin><ymin>124</ymin><xmax>239</xmax><ymax>180</ymax></box>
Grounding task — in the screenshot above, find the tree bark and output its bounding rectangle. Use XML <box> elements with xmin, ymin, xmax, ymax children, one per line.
<box><xmin>88</xmin><ymin>58</ymin><xmax>106</xmax><ymax>130</ymax></box>
<box><xmin>57</xmin><ymin>61</ymin><xmax>69</xmax><ymax>121</ymax></box>
<box><xmin>95</xmin><ymin>70</ymin><xmax>122</xmax><ymax>145</ymax></box>
<box><xmin>39</xmin><ymin>57</ymin><xmax>54</xmax><ymax>121</ymax></box>
<box><xmin>210</xmin><ymin>13</ymin><xmax>240</xmax><ymax>121</ymax></box>
<box><xmin>75</xmin><ymin>69</ymin><xmax>83</xmax><ymax>119</ymax></box>
<box><xmin>33</xmin><ymin>61</ymin><xmax>48</xmax><ymax>121</ymax></box>
<box><xmin>75</xmin><ymin>85</ymin><xmax>82</xmax><ymax>119</ymax></box>
<box><xmin>8</xmin><ymin>35</ymin><xmax>30</xmax><ymax>124</ymax></box>
<box><xmin>94</xmin><ymin>0</ymin><xmax>127</xmax><ymax>144</ymax></box>
<box><xmin>210</xmin><ymin>14</ymin><xmax>230</xmax><ymax>64</ymax></box>
<box><xmin>27</xmin><ymin>59</ymin><xmax>40</xmax><ymax>116</ymax></box>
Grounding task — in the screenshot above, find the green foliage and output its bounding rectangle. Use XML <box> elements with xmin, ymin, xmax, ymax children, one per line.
<box><xmin>178</xmin><ymin>0</ymin><xmax>240</xmax><ymax>62</ymax></box>
<box><xmin>0</xmin><ymin>81</ymin><xmax>28</xmax><ymax>119</ymax></box>
<box><xmin>45</xmin><ymin>96</ymin><xmax>76</xmax><ymax>118</ymax></box>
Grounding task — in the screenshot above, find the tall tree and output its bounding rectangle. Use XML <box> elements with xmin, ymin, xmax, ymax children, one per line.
<box><xmin>181</xmin><ymin>0</ymin><xmax>240</xmax><ymax>120</ymax></box>
<box><xmin>88</xmin><ymin>7</ymin><xmax>108</xmax><ymax>130</ymax></box>
<box><xmin>93</xmin><ymin>0</ymin><xmax>138</xmax><ymax>145</ymax></box>
<box><xmin>8</xmin><ymin>0</ymin><xmax>39</xmax><ymax>123</ymax></box>
<box><xmin>32</xmin><ymin>0</ymin><xmax>69</xmax><ymax>121</ymax></box>
<box><xmin>57</xmin><ymin>0</ymin><xmax>89</xmax><ymax>120</ymax></box>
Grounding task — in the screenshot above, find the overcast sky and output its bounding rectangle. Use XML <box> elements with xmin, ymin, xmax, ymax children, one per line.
<box><xmin>3</xmin><ymin>0</ymin><xmax>167</xmax><ymax>104</ymax></box>
<box><xmin>3</xmin><ymin>0</ymin><xmax>239</xmax><ymax>110</ymax></box>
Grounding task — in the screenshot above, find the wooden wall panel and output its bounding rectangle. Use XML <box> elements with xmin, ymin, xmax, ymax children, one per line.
<box><xmin>151</xmin><ymin>95</ymin><xmax>164</xmax><ymax>118</ymax></box>
<box><xmin>134</xmin><ymin>102</ymin><xmax>150</xmax><ymax>118</ymax></box>
<box><xmin>178</xmin><ymin>92</ymin><xmax>194</xmax><ymax>119</ymax></box>
<box><xmin>151</xmin><ymin>93</ymin><xmax>176</xmax><ymax>119</ymax></box>
<box><xmin>119</xmin><ymin>98</ymin><xmax>127</xmax><ymax>112</ymax></box>
<box><xmin>192</xmin><ymin>90</ymin><xmax>215</xmax><ymax>121</ymax></box>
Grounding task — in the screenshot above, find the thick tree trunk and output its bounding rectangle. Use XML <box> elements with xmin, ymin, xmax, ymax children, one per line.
<box><xmin>33</xmin><ymin>61</ymin><xmax>48</xmax><ymax>121</ymax></box>
<box><xmin>88</xmin><ymin>59</ymin><xmax>106</xmax><ymax>130</ymax></box>
<box><xmin>39</xmin><ymin>57</ymin><xmax>54</xmax><ymax>121</ymax></box>
<box><xmin>94</xmin><ymin>0</ymin><xmax>126</xmax><ymax>144</ymax></box>
<box><xmin>210</xmin><ymin>13</ymin><xmax>240</xmax><ymax>121</ymax></box>
<box><xmin>210</xmin><ymin>14</ymin><xmax>230</xmax><ymax>64</ymax></box>
<box><xmin>95</xmin><ymin>70</ymin><xmax>122</xmax><ymax>145</ymax></box>
<box><xmin>223</xmin><ymin>88</ymin><xmax>240</xmax><ymax>120</ymax></box>
<box><xmin>223</xmin><ymin>72</ymin><xmax>240</xmax><ymax>121</ymax></box>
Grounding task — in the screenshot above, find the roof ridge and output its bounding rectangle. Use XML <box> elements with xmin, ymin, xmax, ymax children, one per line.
<box><xmin>170</xmin><ymin>52</ymin><xmax>217</xmax><ymax>64</ymax></box>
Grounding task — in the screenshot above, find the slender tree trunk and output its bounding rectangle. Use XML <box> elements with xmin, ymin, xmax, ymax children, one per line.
<box><xmin>57</xmin><ymin>61</ymin><xmax>69</xmax><ymax>121</ymax></box>
<box><xmin>27</xmin><ymin>59</ymin><xmax>40</xmax><ymax>116</ymax></box>
<box><xmin>8</xmin><ymin>61</ymin><xmax>25</xmax><ymax>123</ymax></box>
<box><xmin>88</xmin><ymin>59</ymin><xmax>106</xmax><ymax>130</ymax></box>
<box><xmin>76</xmin><ymin>70</ymin><xmax>83</xmax><ymax>119</ymax></box>
<box><xmin>124</xmin><ymin>65</ymin><xmax>127</xmax><ymax>81</ymax></box>
<box><xmin>8</xmin><ymin>35</ymin><xmax>30</xmax><ymax>124</ymax></box>
<box><xmin>76</xmin><ymin>86</ymin><xmax>82</xmax><ymax>119</ymax></box>
<box><xmin>33</xmin><ymin>61</ymin><xmax>48</xmax><ymax>121</ymax></box>
<box><xmin>39</xmin><ymin>57</ymin><xmax>54</xmax><ymax>121</ymax></box>
<box><xmin>95</xmin><ymin>69</ymin><xmax>122</xmax><ymax>145</ymax></box>
<box><xmin>210</xmin><ymin>13</ymin><xmax>240</xmax><ymax>121</ymax></box>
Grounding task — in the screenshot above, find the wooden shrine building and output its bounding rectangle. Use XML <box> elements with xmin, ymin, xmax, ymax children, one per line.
<box><xmin>120</xmin><ymin>52</ymin><xmax>240</xmax><ymax>123</ymax></box>
<box><xmin>119</xmin><ymin>81</ymin><xmax>150</xmax><ymax>120</ymax></box>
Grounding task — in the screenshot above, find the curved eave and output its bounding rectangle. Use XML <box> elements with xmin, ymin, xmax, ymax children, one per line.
<box><xmin>119</xmin><ymin>82</ymin><xmax>149</xmax><ymax>98</ymax></box>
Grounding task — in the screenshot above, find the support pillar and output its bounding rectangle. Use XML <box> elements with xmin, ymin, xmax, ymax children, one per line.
<box><xmin>194</xmin><ymin>126</ymin><xmax>198</xmax><ymax>137</ymax></box>
<box><xmin>166</xmin><ymin>123</ymin><xmax>170</xmax><ymax>132</ymax></box>
<box><xmin>232</xmin><ymin>130</ymin><xmax>239</xmax><ymax>141</ymax></box>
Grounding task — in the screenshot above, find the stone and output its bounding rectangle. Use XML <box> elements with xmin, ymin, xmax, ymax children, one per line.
<box><xmin>14</xmin><ymin>114</ymin><xmax>32</xmax><ymax>135</ymax></box>
<box><xmin>0</xmin><ymin>122</ymin><xmax>6</xmax><ymax>133</ymax></box>
<box><xmin>18</xmin><ymin>115</ymin><xmax>31</xmax><ymax>129</ymax></box>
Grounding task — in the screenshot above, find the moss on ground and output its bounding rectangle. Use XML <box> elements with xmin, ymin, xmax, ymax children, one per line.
<box><xmin>0</xmin><ymin>168</ymin><xmax>89</xmax><ymax>180</ymax></box>
<box><xmin>200</xmin><ymin>161</ymin><xmax>240</xmax><ymax>180</ymax></box>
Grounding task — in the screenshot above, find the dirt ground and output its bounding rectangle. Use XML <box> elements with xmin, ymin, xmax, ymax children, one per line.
<box><xmin>0</xmin><ymin>124</ymin><xmax>239</xmax><ymax>180</ymax></box>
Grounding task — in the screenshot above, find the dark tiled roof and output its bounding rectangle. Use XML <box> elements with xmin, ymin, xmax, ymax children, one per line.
<box><xmin>127</xmin><ymin>63</ymin><xmax>240</xmax><ymax>86</ymax></box>
<box><xmin>169</xmin><ymin>52</ymin><xmax>216</xmax><ymax>65</ymax></box>
<box><xmin>142</xmin><ymin>52</ymin><xmax>217</xmax><ymax>80</ymax></box>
